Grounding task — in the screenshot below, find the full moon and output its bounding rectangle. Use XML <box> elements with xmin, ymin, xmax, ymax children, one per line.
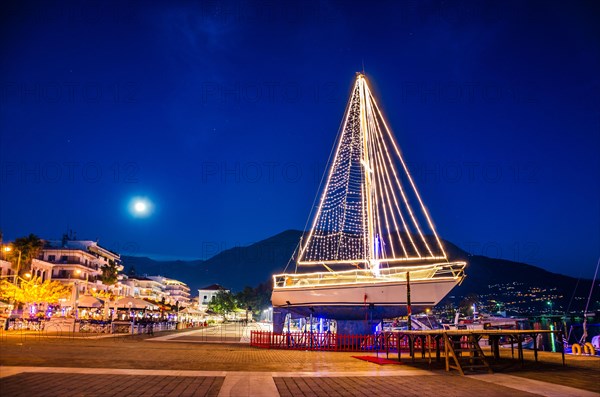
<box><xmin>134</xmin><ymin>201</ymin><xmax>147</xmax><ymax>213</ymax></box>
<box><xmin>129</xmin><ymin>197</ymin><xmax>153</xmax><ymax>218</ymax></box>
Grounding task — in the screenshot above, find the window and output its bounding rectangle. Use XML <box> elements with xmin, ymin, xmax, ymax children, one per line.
<box><xmin>48</xmin><ymin>255</ymin><xmax>55</xmax><ymax>261</ymax></box>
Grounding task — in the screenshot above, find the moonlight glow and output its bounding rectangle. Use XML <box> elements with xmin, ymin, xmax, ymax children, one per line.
<box><xmin>134</xmin><ymin>201</ymin><xmax>147</xmax><ymax>213</ymax></box>
<box><xmin>129</xmin><ymin>197</ymin><xmax>153</xmax><ymax>218</ymax></box>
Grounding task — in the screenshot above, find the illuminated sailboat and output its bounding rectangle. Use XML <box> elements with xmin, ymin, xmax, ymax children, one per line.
<box><xmin>271</xmin><ymin>74</ymin><xmax>466</xmax><ymax>328</ymax></box>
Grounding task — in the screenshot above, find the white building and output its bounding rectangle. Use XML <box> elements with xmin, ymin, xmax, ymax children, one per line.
<box><xmin>35</xmin><ymin>239</ymin><xmax>131</xmax><ymax>297</ymax></box>
<box><xmin>125</xmin><ymin>276</ymin><xmax>166</xmax><ymax>302</ymax></box>
<box><xmin>148</xmin><ymin>276</ymin><xmax>191</xmax><ymax>307</ymax></box>
<box><xmin>198</xmin><ymin>284</ymin><xmax>229</xmax><ymax>309</ymax></box>
<box><xmin>0</xmin><ymin>259</ymin><xmax>12</xmax><ymax>279</ymax></box>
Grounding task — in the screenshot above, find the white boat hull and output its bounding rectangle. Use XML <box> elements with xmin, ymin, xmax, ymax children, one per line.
<box><xmin>272</xmin><ymin>276</ymin><xmax>461</xmax><ymax>320</ymax></box>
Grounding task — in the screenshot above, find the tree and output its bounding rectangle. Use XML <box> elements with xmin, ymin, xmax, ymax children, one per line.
<box><xmin>100</xmin><ymin>259</ymin><xmax>119</xmax><ymax>285</ymax></box>
<box><xmin>0</xmin><ymin>276</ymin><xmax>71</xmax><ymax>306</ymax></box>
<box><xmin>207</xmin><ymin>290</ymin><xmax>237</xmax><ymax>316</ymax></box>
<box><xmin>5</xmin><ymin>234</ymin><xmax>44</xmax><ymax>277</ymax></box>
<box><xmin>235</xmin><ymin>281</ymin><xmax>272</xmax><ymax>315</ymax></box>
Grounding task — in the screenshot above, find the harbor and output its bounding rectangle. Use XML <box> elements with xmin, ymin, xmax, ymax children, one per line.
<box><xmin>1</xmin><ymin>1</ymin><xmax>598</xmax><ymax>396</ymax></box>
<box><xmin>1</xmin><ymin>325</ymin><xmax>598</xmax><ymax>396</ymax></box>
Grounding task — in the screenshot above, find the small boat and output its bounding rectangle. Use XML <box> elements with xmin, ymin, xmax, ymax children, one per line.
<box><xmin>499</xmin><ymin>336</ymin><xmax>535</xmax><ymax>350</ymax></box>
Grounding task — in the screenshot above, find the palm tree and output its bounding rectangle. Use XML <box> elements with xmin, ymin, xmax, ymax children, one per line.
<box><xmin>100</xmin><ymin>259</ymin><xmax>119</xmax><ymax>285</ymax></box>
<box><xmin>6</xmin><ymin>234</ymin><xmax>45</xmax><ymax>277</ymax></box>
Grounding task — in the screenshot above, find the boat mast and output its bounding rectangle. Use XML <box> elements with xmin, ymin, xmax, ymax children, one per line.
<box><xmin>294</xmin><ymin>73</ymin><xmax>450</xmax><ymax>268</ymax></box>
<box><xmin>358</xmin><ymin>74</ymin><xmax>377</xmax><ymax>273</ymax></box>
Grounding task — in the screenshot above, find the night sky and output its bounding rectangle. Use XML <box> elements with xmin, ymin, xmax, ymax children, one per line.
<box><xmin>1</xmin><ymin>1</ymin><xmax>598</xmax><ymax>279</ymax></box>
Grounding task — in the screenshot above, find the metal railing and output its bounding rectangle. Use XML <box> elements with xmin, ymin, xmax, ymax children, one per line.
<box><xmin>273</xmin><ymin>262</ymin><xmax>466</xmax><ymax>288</ymax></box>
<box><xmin>250</xmin><ymin>331</ymin><xmax>417</xmax><ymax>352</ymax></box>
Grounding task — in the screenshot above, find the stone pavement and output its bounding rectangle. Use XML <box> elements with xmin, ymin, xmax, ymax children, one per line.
<box><xmin>2</xmin><ymin>366</ymin><xmax>598</xmax><ymax>397</ymax></box>
<box><xmin>1</xmin><ymin>328</ymin><xmax>599</xmax><ymax>397</ymax></box>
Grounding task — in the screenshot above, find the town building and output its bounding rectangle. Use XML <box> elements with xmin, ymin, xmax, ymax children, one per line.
<box><xmin>0</xmin><ymin>259</ymin><xmax>12</xmax><ymax>279</ymax></box>
<box><xmin>124</xmin><ymin>276</ymin><xmax>165</xmax><ymax>302</ymax></box>
<box><xmin>38</xmin><ymin>239</ymin><xmax>126</xmax><ymax>296</ymax></box>
<box><xmin>198</xmin><ymin>284</ymin><xmax>229</xmax><ymax>309</ymax></box>
<box><xmin>148</xmin><ymin>276</ymin><xmax>191</xmax><ymax>307</ymax></box>
<box><xmin>3</xmin><ymin>235</ymin><xmax>194</xmax><ymax>309</ymax></box>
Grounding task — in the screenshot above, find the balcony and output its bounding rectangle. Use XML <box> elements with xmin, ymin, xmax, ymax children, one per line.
<box><xmin>47</xmin><ymin>259</ymin><xmax>100</xmax><ymax>271</ymax></box>
<box><xmin>51</xmin><ymin>270</ymin><xmax>101</xmax><ymax>281</ymax></box>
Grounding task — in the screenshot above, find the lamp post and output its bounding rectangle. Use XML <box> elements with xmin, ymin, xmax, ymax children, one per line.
<box><xmin>128</xmin><ymin>301</ymin><xmax>134</xmax><ymax>334</ymax></box>
<box><xmin>547</xmin><ymin>300</ymin><xmax>553</xmax><ymax>315</ymax></box>
<box><xmin>3</xmin><ymin>246</ymin><xmax>22</xmax><ymax>284</ymax></box>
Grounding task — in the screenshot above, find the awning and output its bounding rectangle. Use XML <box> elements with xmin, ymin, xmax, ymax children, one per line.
<box><xmin>113</xmin><ymin>296</ymin><xmax>159</xmax><ymax>310</ymax></box>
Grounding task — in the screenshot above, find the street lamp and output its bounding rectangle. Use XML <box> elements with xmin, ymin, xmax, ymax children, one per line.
<box><xmin>547</xmin><ymin>300</ymin><xmax>553</xmax><ymax>315</ymax></box>
<box><xmin>3</xmin><ymin>246</ymin><xmax>22</xmax><ymax>283</ymax></box>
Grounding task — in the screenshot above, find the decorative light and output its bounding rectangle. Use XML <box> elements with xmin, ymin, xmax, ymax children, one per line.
<box><xmin>274</xmin><ymin>74</ymin><xmax>467</xmax><ymax>297</ymax></box>
<box><xmin>297</xmin><ymin>74</ymin><xmax>448</xmax><ymax>268</ymax></box>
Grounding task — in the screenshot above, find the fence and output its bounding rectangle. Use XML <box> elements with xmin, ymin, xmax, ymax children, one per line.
<box><xmin>250</xmin><ymin>331</ymin><xmax>430</xmax><ymax>352</ymax></box>
<box><xmin>3</xmin><ymin>318</ymin><xmax>178</xmax><ymax>334</ymax></box>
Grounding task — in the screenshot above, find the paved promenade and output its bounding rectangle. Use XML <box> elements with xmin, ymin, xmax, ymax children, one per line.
<box><xmin>1</xmin><ymin>327</ymin><xmax>598</xmax><ymax>396</ymax></box>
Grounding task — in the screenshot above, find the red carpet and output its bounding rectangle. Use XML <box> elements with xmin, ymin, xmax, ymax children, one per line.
<box><xmin>351</xmin><ymin>356</ymin><xmax>403</xmax><ymax>365</ymax></box>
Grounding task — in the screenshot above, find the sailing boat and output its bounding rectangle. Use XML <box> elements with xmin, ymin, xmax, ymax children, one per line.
<box><xmin>566</xmin><ymin>258</ymin><xmax>600</xmax><ymax>355</ymax></box>
<box><xmin>271</xmin><ymin>74</ymin><xmax>466</xmax><ymax>323</ymax></box>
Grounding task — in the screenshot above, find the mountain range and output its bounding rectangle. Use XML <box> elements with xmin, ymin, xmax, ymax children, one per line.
<box><xmin>122</xmin><ymin>230</ymin><xmax>598</xmax><ymax>314</ymax></box>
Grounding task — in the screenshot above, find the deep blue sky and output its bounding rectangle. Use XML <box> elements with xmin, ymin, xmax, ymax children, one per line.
<box><xmin>1</xmin><ymin>1</ymin><xmax>598</xmax><ymax>278</ymax></box>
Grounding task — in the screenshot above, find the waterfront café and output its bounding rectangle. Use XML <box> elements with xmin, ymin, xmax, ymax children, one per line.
<box><xmin>76</xmin><ymin>295</ymin><xmax>106</xmax><ymax>320</ymax></box>
<box><xmin>0</xmin><ymin>300</ymin><xmax>12</xmax><ymax>329</ymax></box>
<box><xmin>111</xmin><ymin>296</ymin><xmax>184</xmax><ymax>333</ymax></box>
<box><xmin>113</xmin><ymin>296</ymin><xmax>159</xmax><ymax>320</ymax></box>
<box><xmin>179</xmin><ymin>306</ymin><xmax>205</xmax><ymax>327</ymax></box>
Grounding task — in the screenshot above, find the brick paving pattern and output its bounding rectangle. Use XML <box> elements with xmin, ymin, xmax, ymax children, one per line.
<box><xmin>1</xmin><ymin>329</ymin><xmax>599</xmax><ymax>396</ymax></box>
<box><xmin>274</xmin><ymin>376</ymin><xmax>540</xmax><ymax>397</ymax></box>
<box><xmin>0</xmin><ymin>373</ymin><xmax>224</xmax><ymax>397</ymax></box>
<box><xmin>509</xmin><ymin>366</ymin><xmax>600</xmax><ymax>394</ymax></box>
